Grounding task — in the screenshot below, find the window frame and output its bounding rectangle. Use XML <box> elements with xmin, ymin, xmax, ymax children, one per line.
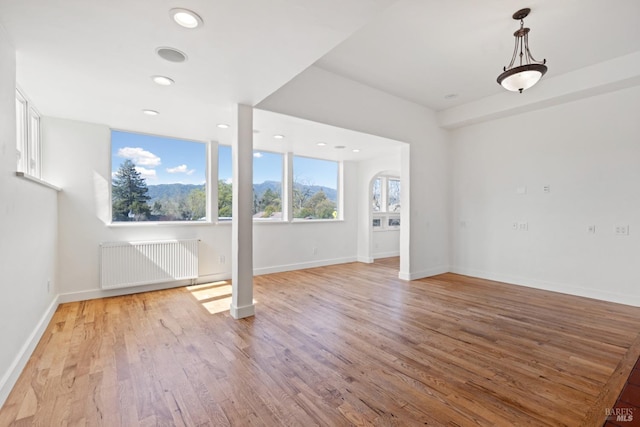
<box><xmin>15</xmin><ymin>88</ymin><xmax>41</xmax><ymax>179</ymax></box>
<box><xmin>252</xmin><ymin>149</ymin><xmax>284</xmax><ymax>222</ymax></box>
<box><xmin>372</xmin><ymin>175</ymin><xmax>401</xmax><ymax>232</ymax></box>
<box><xmin>109</xmin><ymin>129</ymin><xmax>211</xmax><ymax>225</ymax></box>
<box><xmin>292</xmin><ymin>154</ymin><xmax>340</xmax><ymax>222</ymax></box>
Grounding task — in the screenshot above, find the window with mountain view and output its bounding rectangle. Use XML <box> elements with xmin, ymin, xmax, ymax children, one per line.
<box><xmin>253</xmin><ymin>151</ymin><xmax>283</xmax><ymax>220</ymax></box>
<box><xmin>111</xmin><ymin>130</ymin><xmax>207</xmax><ymax>222</ymax></box>
<box><xmin>218</xmin><ymin>144</ymin><xmax>232</xmax><ymax>220</ymax></box>
<box><xmin>293</xmin><ymin>156</ymin><xmax>338</xmax><ymax>220</ymax></box>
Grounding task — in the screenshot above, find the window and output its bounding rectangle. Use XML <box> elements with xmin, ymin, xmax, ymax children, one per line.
<box><xmin>372</xmin><ymin>178</ymin><xmax>381</xmax><ymax>212</ymax></box>
<box><xmin>293</xmin><ymin>156</ymin><xmax>338</xmax><ymax>220</ymax></box>
<box><xmin>372</xmin><ymin>175</ymin><xmax>401</xmax><ymax>231</ymax></box>
<box><xmin>15</xmin><ymin>89</ymin><xmax>41</xmax><ymax>178</ymax></box>
<box><xmin>218</xmin><ymin>145</ymin><xmax>232</xmax><ymax>220</ymax></box>
<box><xmin>111</xmin><ymin>130</ymin><xmax>207</xmax><ymax>222</ymax></box>
<box><xmin>253</xmin><ymin>151</ymin><xmax>283</xmax><ymax>220</ymax></box>
<box><xmin>388</xmin><ymin>178</ymin><xmax>401</xmax><ymax>212</ymax></box>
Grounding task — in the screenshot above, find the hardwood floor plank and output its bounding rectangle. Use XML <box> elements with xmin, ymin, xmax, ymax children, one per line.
<box><xmin>2</xmin><ymin>263</ymin><xmax>640</xmax><ymax>426</ymax></box>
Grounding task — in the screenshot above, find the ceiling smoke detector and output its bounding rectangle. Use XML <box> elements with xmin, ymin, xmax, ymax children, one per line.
<box><xmin>156</xmin><ymin>47</ymin><xmax>188</xmax><ymax>63</ymax></box>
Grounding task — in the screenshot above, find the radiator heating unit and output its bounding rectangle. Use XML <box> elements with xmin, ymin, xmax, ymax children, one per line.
<box><xmin>100</xmin><ymin>239</ymin><xmax>199</xmax><ymax>289</ymax></box>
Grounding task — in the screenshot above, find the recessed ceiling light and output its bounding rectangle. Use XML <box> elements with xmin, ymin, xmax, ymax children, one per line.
<box><xmin>142</xmin><ymin>109</ymin><xmax>159</xmax><ymax>116</ymax></box>
<box><xmin>352</xmin><ymin>149</ymin><xmax>360</xmax><ymax>153</ymax></box>
<box><xmin>273</xmin><ymin>134</ymin><xmax>285</xmax><ymax>139</ymax></box>
<box><xmin>156</xmin><ymin>47</ymin><xmax>188</xmax><ymax>63</ymax></box>
<box><xmin>317</xmin><ymin>142</ymin><xmax>327</xmax><ymax>146</ymax></box>
<box><xmin>334</xmin><ymin>145</ymin><xmax>346</xmax><ymax>149</ymax></box>
<box><xmin>151</xmin><ymin>75</ymin><xmax>174</xmax><ymax>86</ymax></box>
<box><xmin>170</xmin><ymin>8</ymin><xmax>203</xmax><ymax>29</ymax></box>
<box><xmin>217</xmin><ymin>123</ymin><xmax>230</xmax><ymax>129</ymax></box>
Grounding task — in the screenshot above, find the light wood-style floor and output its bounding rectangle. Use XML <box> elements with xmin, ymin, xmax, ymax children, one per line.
<box><xmin>2</xmin><ymin>259</ymin><xmax>640</xmax><ymax>426</ymax></box>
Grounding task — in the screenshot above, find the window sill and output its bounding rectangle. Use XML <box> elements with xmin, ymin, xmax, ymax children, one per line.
<box><xmin>16</xmin><ymin>172</ymin><xmax>61</xmax><ymax>192</ymax></box>
<box><xmin>108</xmin><ymin>220</ymin><xmax>213</xmax><ymax>227</ymax></box>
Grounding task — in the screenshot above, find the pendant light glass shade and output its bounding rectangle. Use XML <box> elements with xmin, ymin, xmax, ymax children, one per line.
<box><xmin>497</xmin><ymin>8</ymin><xmax>547</xmax><ymax>93</ymax></box>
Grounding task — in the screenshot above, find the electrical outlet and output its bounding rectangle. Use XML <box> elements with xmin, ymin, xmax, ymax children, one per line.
<box><xmin>615</xmin><ymin>225</ymin><xmax>629</xmax><ymax>235</ymax></box>
<box><xmin>47</xmin><ymin>280</ymin><xmax>51</xmax><ymax>293</ymax></box>
<box><xmin>518</xmin><ymin>222</ymin><xmax>528</xmax><ymax>231</ymax></box>
<box><xmin>588</xmin><ymin>225</ymin><xmax>596</xmax><ymax>234</ymax></box>
<box><xmin>543</xmin><ymin>185</ymin><xmax>551</xmax><ymax>193</ymax></box>
<box><xmin>313</xmin><ymin>247</ymin><xmax>318</xmax><ymax>255</ymax></box>
<box><xmin>219</xmin><ymin>255</ymin><xmax>226</xmax><ymax>264</ymax></box>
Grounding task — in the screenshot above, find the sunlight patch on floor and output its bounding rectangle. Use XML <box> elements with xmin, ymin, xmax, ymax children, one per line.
<box><xmin>187</xmin><ymin>281</ymin><xmax>232</xmax><ymax>314</ymax></box>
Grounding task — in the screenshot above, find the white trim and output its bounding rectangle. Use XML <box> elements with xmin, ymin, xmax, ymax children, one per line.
<box><xmin>0</xmin><ymin>296</ymin><xmax>59</xmax><ymax>408</ymax></box>
<box><xmin>230</xmin><ymin>302</ymin><xmax>256</xmax><ymax>319</ymax></box>
<box><xmin>398</xmin><ymin>265</ymin><xmax>450</xmax><ymax>281</ymax></box>
<box><xmin>357</xmin><ymin>256</ymin><xmax>374</xmax><ymax>263</ymax></box>
<box><xmin>58</xmin><ymin>273</ymin><xmax>230</xmax><ymax>304</ymax></box>
<box><xmin>254</xmin><ymin>256</ymin><xmax>357</xmax><ymax>276</ymax></box>
<box><xmin>15</xmin><ymin>172</ymin><xmax>61</xmax><ymax>191</ymax></box>
<box><xmin>372</xmin><ymin>251</ymin><xmax>400</xmax><ymax>259</ymax></box>
<box><xmin>451</xmin><ymin>267</ymin><xmax>640</xmax><ymax>307</ymax></box>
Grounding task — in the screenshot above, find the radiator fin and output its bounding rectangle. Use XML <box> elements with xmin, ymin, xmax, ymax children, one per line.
<box><xmin>100</xmin><ymin>239</ymin><xmax>199</xmax><ymax>289</ymax></box>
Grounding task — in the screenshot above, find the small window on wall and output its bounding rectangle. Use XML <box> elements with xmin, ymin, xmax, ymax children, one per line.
<box><xmin>218</xmin><ymin>145</ymin><xmax>232</xmax><ymax>220</ymax></box>
<box><xmin>372</xmin><ymin>175</ymin><xmax>401</xmax><ymax>231</ymax></box>
<box><xmin>372</xmin><ymin>178</ymin><xmax>381</xmax><ymax>212</ymax></box>
<box><xmin>293</xmin><ymin>156</ymin><xmax>339</xmax><ymax>220</ymax></box>
<box><xmin>388</xmin><ymin>178</ymin><xmax>401</xmax><ymax>212</ymax></box>
<box><xmin>15</xmin><ymin>89</ymin><xmax>41</xmax><ymax>178</ymax></box>
<box><xmin>253</xmin><ymin>151</ymin><xmax>283</xmax><ymax>220</ymax></box>
<box><xmin>111</xmin><ymin>130</ymin><xmax>207</xmax><ymax>222</ymax></box>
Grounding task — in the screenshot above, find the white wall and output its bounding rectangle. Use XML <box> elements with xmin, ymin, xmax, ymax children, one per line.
<box><xmin>258</xmin><ymin>65</ymin><xmax>451</xmax><ymax>279</ymax></box>
<box><xmin>0</xmin><ymin>27</ymin><xmax>59</xmax><ymax>406</ymax></box>
<box><xmin>43</xmin><ymin>116</ymin><xmax>362</xmax><ymax>300</ymax></box>
<box><xmin>254</xmin><ymin>160</ymin><xmax>359</xmax><ymax>275</ymax></box>
<box><xmin>451</xmin><ymin>86</ymin><xmax>640</xmax><ymax>306</ymax></box>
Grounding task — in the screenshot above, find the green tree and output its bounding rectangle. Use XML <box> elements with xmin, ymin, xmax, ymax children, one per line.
<box><xmin>185</xmin><ymin>188</ymin><xmax>206</xmax><ymax>220</ymax></box>
<box><xmin>218</xmin><ymin>180</ymin><xmax>233</xmax><ymax>218</ymax></box>
<box><xmin>112</xmin><ymin>159</ymin><xmax>151</xmax><ymax>221</ymax></box>
<box><xmin>305</xmin><ymin>190</ymin><xmax>336</xmax><ymax>219</ymax></box>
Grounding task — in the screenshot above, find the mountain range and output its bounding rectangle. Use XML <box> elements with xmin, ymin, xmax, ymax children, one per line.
<box><xmin>147</xmin><ymin>181</ymin><xmax>337</xmax><ymax>204</ymax></box>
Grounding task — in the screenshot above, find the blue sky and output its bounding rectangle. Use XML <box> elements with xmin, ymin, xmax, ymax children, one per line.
<box><xmin>111</xmin><ymin>130</ymin><xmax>206</xmax><ymax>185</ymax></box>
<box><xmin>221</xmin><ymin>146</ymin><xmax>337</xmax><ymax>189</ymax></box>
<box><xmin>112</xmin><ymin>131</ymin><xmax>337</xmax><ymax>189</ymax></box>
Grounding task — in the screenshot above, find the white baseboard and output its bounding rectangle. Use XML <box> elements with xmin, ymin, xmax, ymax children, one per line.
<box><xmin>398</xmin><ymin>265</ymin><xmax>450</xmax><ymax>281</ymax></box>
<box><xmin>451</xmin><ymin>266</ymin><xmax>640</xmax><ymax>307</ymax></box>
<box><xmin>58</xmin><ymin>273</ymin><xmax>231</xmax><ymax>304</ymax></box>
<box><xmin>253</xmin><ymin>257</ymin><xmax>358</xmax><ymax>276</ymax></box>
<box><xmin>372</xmin><ymin>251</ymin><xmax>400</xmax><ymax>259</ymax></box>
<box><xmin>0</xmin><ymin>295</ymin><xmax>59</xmax><ymax>408</ymax></box>
<box><xmin>357</xmin><ymin>256</ymin><xmax>374</xmax><ymax>263</ymax></box>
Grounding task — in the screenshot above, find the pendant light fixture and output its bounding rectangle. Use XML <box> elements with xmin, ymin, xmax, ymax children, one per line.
<box><xmin>497</xmin><ymin>8</ymin><xmax>547</xmax><ymax>93</ymax></box>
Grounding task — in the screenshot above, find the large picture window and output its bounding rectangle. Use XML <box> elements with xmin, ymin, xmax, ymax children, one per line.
<box><xmin>111</xmin><ymin>130</ymin><xmax>207</xmax><ymax>222</ymax></box>
<box><xmin>253</xmin><ymin>151</ymin><xmax>283</xmax><ymax>220</ymax></box>
<box><xmin>293</xmin><ymin>156</ymin><xmax>338</xmax><ymax>220</ymax></box>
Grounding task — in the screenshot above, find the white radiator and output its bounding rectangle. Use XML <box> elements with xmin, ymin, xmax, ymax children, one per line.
<box><xmin>100</xmin><ymin>239</ymin><xmax>199</xmax><ymax>289</ymax></box>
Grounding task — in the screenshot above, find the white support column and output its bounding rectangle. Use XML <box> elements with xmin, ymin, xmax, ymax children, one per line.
<box><xmin>230</xmin><ymin>104</ymin><xmax>255</xmax><ymax>319</ymax></box>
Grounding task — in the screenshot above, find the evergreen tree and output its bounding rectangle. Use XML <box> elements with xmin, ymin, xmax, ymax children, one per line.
<box><xmin>112</xmin><ymin>159</ymin><xmax>151</xmax><ymax>221</ymax></box>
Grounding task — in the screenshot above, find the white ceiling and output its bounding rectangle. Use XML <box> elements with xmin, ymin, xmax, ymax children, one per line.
<box><xmin>1</xmin><ymin>0</ymin><xmax>639</xmax><ymax>159</ymax></box>
<box><xmin>316</xmin><ymin>0</ymin><xmax>640</xmax><ymax>111</ymax></box>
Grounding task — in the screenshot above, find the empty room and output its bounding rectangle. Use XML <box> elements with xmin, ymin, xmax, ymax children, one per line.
<box><xmin>1</xmin><ymin>1</ymin><xmax>639</xmax><ymax>425</ymax></box>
